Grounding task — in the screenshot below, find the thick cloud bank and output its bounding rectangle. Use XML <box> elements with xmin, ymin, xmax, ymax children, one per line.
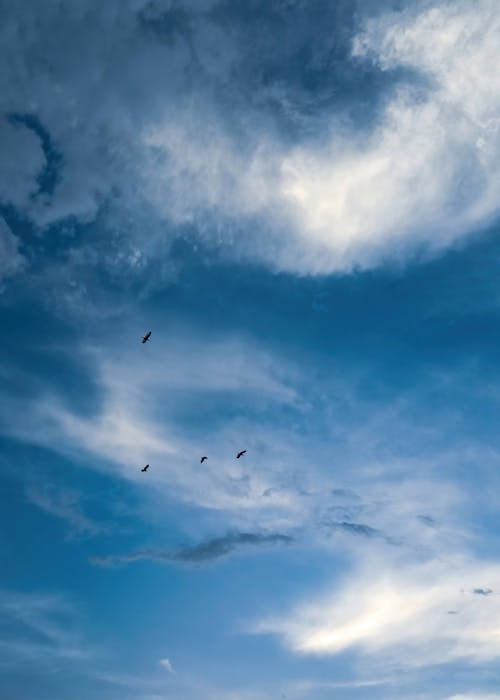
<box><xmin>2</xmin><ymin>0</ymin><xmax>500</xmax><ymax>276</ymax></box>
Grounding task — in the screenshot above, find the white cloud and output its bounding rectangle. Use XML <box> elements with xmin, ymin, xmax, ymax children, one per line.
<box><xmin>256</xmin><ymin>554</ymin><xmax>500</xmax><ymax>667</ymax></box>
<box><xmin>4</xmin><ymin>1</ymin><xmax>500</xmax><ymax>277</ymax></box>
<box><xmin>274</xmin><ymin>0</ymin><xmax>500</xmax><ymax>272</ymax></box>
<box><xmin>159</xmin><ymin>658</ymin><xmax>174</xmax><ymax>673</ymax></box>
<box><xmin>135</xmin><ymin>0</ymin><xmax>500</xmax><ymax>275</ymax></box>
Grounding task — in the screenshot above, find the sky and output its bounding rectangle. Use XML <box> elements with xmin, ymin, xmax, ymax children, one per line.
<box><xmin>3</xmin><ymin>0</ymin><xmax>500</xmax><ymax>698</ymax></box>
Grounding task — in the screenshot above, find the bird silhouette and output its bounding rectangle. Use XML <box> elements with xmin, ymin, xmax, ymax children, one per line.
<box><xmin>141</xmin><ymin>464</ymin><xmax>150</xmax><ymax>472</ymax></box>
<box><xmin>142</xmin><ymin>331</ymin><xmax>152</xmax><ymax>344</ymax></box>
<box><xmin>236</xmin><ymin>450</ymin><xmax>246</xmax><ymax>459</ymax></box>
<box><xmin>200</xmin><ymin>456</ymin><xmax>208</xmax><ymax>463</ymax></box>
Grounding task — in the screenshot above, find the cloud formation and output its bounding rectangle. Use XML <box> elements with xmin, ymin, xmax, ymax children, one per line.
<box><xmin>322</xmin><ymin>519</ymin><xmax>401</xmax><ymax>546</ymax></box>
<box><xmin>159</xmin><ymin>658</ymin><xmax>174</xmax><ymax>673</ymax></box>
<box><xmin>255</xmin><ymin>555</ymin><xmax>500</xmax><ymax>668</ymax></box>
<box><xmin>276</xmin><ymin>0</ymin><xmax>500</xmax><ymax>272</ymax></box>
<box><xmin>0</xmin><ymin>319</ymin><xmax>475</xmax><ymax>545</ymax></box>
<box><xmin>0</xmin><ymin>590</ymin><xmax>89</xmax><ymax>667</ymax></box>
<box><xmin>91</xmin><ymin>531</ymin><xmax>293</xmax><ymax>568</ymax></box>
<box><xmin>3</xmin><ymin>0</ymin><xmax>500</xmax><ymax>282</ymax></box>
<box><xmin>25</xmin><ymin>483</ymin><xmax>106</xmax><ymax>538</ymax></box>
<box><xmin>0</xmin><ymin>329</ymin><xmax>306</xmax><ymax>516</ymax></box>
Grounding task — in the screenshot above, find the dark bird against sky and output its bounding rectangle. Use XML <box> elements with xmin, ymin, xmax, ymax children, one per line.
<box><xmin>236</xmin><ymin>450</ymin><xmax>246</xmax><ymax>459</ymax></box>
<box><xmin>141</xmin><ymin>464</ymin><xmax>149</xmax><ymax>472</ymax></box>
<box><xmin>142</xmin><ymin>331</ymin><xmax>151</xmax><ymax>344</ymax></box>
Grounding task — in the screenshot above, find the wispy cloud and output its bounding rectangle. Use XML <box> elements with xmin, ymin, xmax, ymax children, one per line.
<box><xmin>3</xmin><ymin>0</ymin><xmax>500</xmax><ymax>284</ymax></box>
<box><xmin>137</xmin><ymin>0</ymin><xmax>500</xmax><ymax>275</ymax></box>
<box><xmin>0</xmin><ymin>322</ymin><xmax>483</xmax><ymax>556</ymax></box>
<box><xmin>274</xmin><ymin>0</ymin><xmax>500</xmax><ymax>272</ymax></box>
<box><xmin>254</xmin><ymin>554</ymin><xmax>500</xmax><ymax>668</ymax></box>
<box><xmin>159</xmin><ymin>658</ymin><xmax>174</xmax><ymax>673</ymax></box>
<box><xmin>0</xmin><ymin>329</ymin><xmax>307</xmax><ymax>518</ymax></box>
<box><xmin>0</xmin><ymin>589</ymin><xmax>169</xmax><ymax>693</ymax></box>
<box><xmin>321</xmin><ymin>520</ymin><xmax>401</xmax><ymax>546</ymax></box>
<box><xmin>0</xmin><ymin>590</ymin><xmax>91</xmax><ymax>668</ymax></box>
<box><xmin>91</xmin><ymin>531</ymin><xmax>293</xmax><ymax>568</ymax></box>
<box><xmin>25</xmin><ymin>483</ymin><xmax>106</xmax><ymax>539</ymax></box>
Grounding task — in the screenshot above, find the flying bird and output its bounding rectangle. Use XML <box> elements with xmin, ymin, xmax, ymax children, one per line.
<box><xmin>142</xmin><ymin>331</ymin><xmax>152</xmax><ymax>344</ymax></box>
<box><xmin>200</xmin><ymin>456</ymin><xmax>208</xmax><ymax>463</ymax></box>
<box><xmin>236</xmin><ymin>450</ymin><xmax>246</xmax><ymax>459</ymax></box>
<box><xmin>141</xmin><ymin>464</ymin><xmax>150</xmax><ymax>472</ymax></box>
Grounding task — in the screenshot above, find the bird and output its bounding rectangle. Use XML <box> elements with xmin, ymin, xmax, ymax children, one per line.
<box><xmin>236</xmin><ymin>450</ymin><xmax>246</xmax><ymax>459</ymax></box>
<box><xmin>142</xmin><ymin>331</ymin><xmax>152</xmax><ymax>344</ymax></box>
<box><xmin>200</xmin><ymin>456</ymin><xmax>207</xmax><ymax>463</ymax></box>
<box><xmin>141</xmin><ymin>464</ymin><xmax>150</xmax><ymax>472</ymax></box>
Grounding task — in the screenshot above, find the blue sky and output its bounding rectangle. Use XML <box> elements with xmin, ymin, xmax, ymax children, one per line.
<box><xmin>3</xmin><ymin>1</ymin><xmax>500</xmax><ymax>698</ymax></box>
